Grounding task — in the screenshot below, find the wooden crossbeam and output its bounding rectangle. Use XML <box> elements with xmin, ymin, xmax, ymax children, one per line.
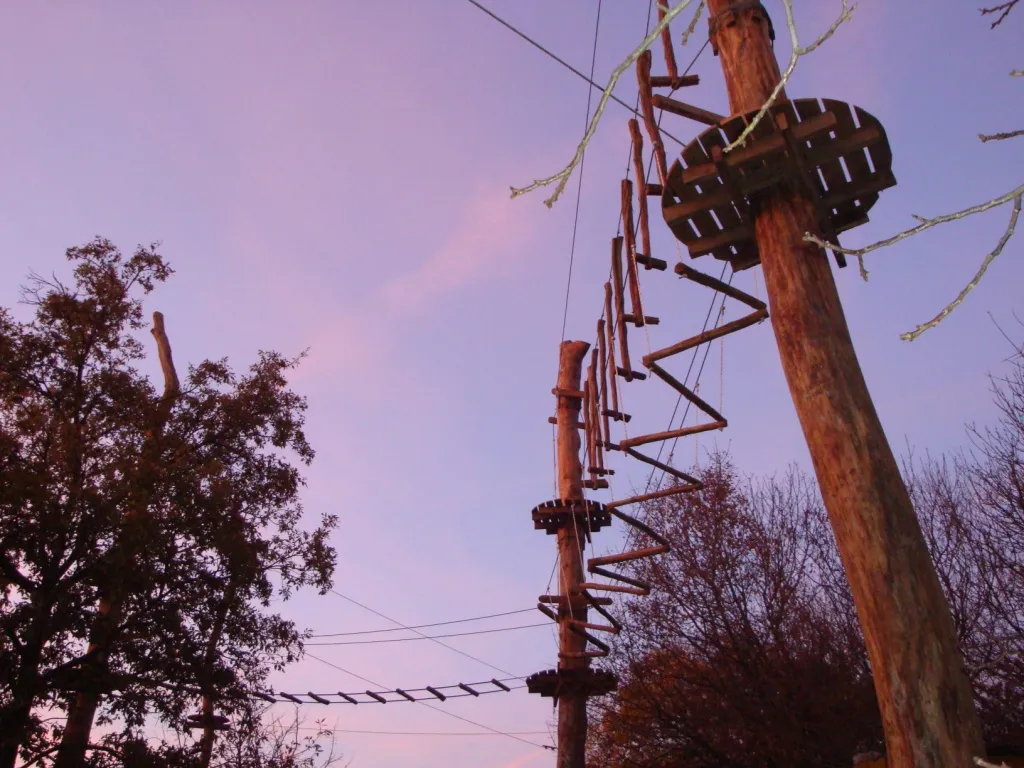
<box><xmin>651</xmin><ymin>94</ymin><xmax>725</xmax><ymax>126</ymax></box>
<box><xmin>620</xmin><ymin>420</ymin><xmax>728</xmax><ymax>449</ymax></box>
<box><xmin>646</xmin><ymin>362</ymin><xmax>727</xmax><ymax>424</ymax></box>
<box><xmin>650</xmin><ymin>74</ymin><xmax>700</xmax><ymax>88</ymax></box>
<box><xmin>644</xmin><ymin>310</ymin><xmax>767</xmax><ymax>365</ymax></box>
<box><xmin>607</xmin><ymin>483</ymin><xmax>703</xmax><ymax>509</ymax></box>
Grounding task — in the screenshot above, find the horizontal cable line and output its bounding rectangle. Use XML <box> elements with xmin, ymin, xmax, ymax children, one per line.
<box><xmin>328</xmin><ymin>590</ymin><xmax>519</xmax><ymax>678</ymax></box>
<box><xmin>309</xmin><ymin>608</ymin><xmax>535</xmax><ymax>638</ymax></box>
<box><xmin>306</xmin><ymin>623</ymin><xmax>547</xmax><ymax>646</ymax></box>
<box><xmin>465</xmin><ymin>0</ymin><xmax>686</xmax><ymax>147</ymax></box>
<box><xmin>296</xmin><ymin>727</ymin><xmax>550</xmax><ymax>736</ymax></box>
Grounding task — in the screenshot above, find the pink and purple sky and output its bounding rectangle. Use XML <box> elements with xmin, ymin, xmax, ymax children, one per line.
<box><xmin>0</xmin><ymin>2</ymin><xmax>1021</xmax><ymax>766</ymax></box>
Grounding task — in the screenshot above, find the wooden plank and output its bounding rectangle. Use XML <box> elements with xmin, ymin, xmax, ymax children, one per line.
<box><xmin>794</xmin><ymin>99</ymin><xmax>855</xmax><ymax>223</ymax></box>
<box><xmin>635</xmin><ymin>254</ymin><xmax>668</xmax><ymax>270</ymax></box>
<box><xmin>610</xmin><ymin>238</ymin><xmax>634</xmax><ymax>379</ymax></box>
<box><xmin>650</xmin><ymin>74</ymin><xmax>700</xmax><ymax>88</ymax></box>
<box><xmin>652</xmin><ymin>94</ymin><xmax>725</xmax><ymax>126</ymax></box>
<box><xmin>607</xmin><ymin>483</ymin><xmax>702</xmax><ymax>509</ymax></box>
<box><xmin>675</xmin><ymin>262</ymin><xmax>767</xmax><ymax>311</ymax></box>
<box><xmin>689</xmin><ymin>223</ymin><xmax>753</xmax><ymax>257</ymax></box>
<box><xmin>365</xmin><ymin>691</ymin><xmax>387</xmax><ymax>704</ymax></box>
<box><xmin>643</xmin><ymin>309</ymin><xmax>768</xmax><ymax>364</ymax></box>
<box><xmin>657</xmin><ymin>1</ymin><xmax>680</xmax><ymax>81</ymax></box>
<box><xmin>620</xmin><ymin>420</ymin><xmax>728</xmax><ymax>449</ymax></box>
<box><xmin>603</xmin><ymin>283</ymin><xmax>621</xmax><ymax>415</ymax></box>
<box><xmin>395</xmin><ymin>689</ymin><xmax>417</xmax><ymax>702</ymax></box>
<box><xmin>678</xmin><ymin>136</ymin><xmax>726</xmax><ymax>244</ymax></box>
<box><xmin>623</xmin><ymin>314</ymin><xmax>660</xmax><ymax>325</ymax></box>
<box><xmin>425</xmin><ymin>686</ymin><xmax>446</xmax><ymax>701</ymax></box>
<box><xmin>621</xmin><ymin>179</ymin><xmax>645</xmax><ymax>324</ymax></box>
<box><xmin>680</xmin><ymin>110</ymin><xmax>837</xmax><ymax>187</ymax></box>
<box><xmin>597</xmin><ymin>318</ymin><xmax>611</xmax><ymax>444</ymax></box>
<box><xmin>646</xmin><ymin>183</ymin><xmax>664</xmax><ymax>196</ymax></box>
<box><xmin>822</xmin><ymin>171</ymin><xmax>896</xmax><ymax>210</ymax></box>
<box><xmin>629</xmin><ymin>120</ymin><xmax>656</xmax><ymax>270</ymax></box>
<box><xmin>636</xmin><ymin>51</ymin><xmax>668</xmax><ymax>186</ymax></box>
<box><xmin>645</xmin><ymin>362</ymin><xmax>727</xmax><ymax>424</ymax></box>
<box><xmin>623</xmin><ymin>446</ymin><xmax>694</xmax><ymax>481</ymax></box>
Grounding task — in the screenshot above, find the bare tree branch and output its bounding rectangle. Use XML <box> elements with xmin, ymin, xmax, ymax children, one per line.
<box><xmin>722</xmin><ymin>0</ymin><xmax>856</xmax><ymax>152</ymax></box>
<box><xmin>979</xmin><ymin>128</ymin><xmax>1024</xmax><ymax>143</ymax></box>
<box><xmin>803</xmin><ymin>184</ymin><xmax>1024</xmax><ymax>340</ymax></box>
<box><xmin>979</xmin><ymin>0</ymin><xmax>1020</xmax><ymax>28</ymax></box>
<box><xmin>511</xmin><ymin>0</ymin><xmax>699</xmax><ymax>207</ymax></box>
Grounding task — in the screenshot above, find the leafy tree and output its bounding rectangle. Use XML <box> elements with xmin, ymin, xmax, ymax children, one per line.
<box><xmin>0</xmin><ymin>239</ymin><xmax>337</xmax><ymax>767</ymax></box>
<box><xmin>588</xmin><ymin>344</ymin><xmax>1024</xmax><ymax>768</ymax></box>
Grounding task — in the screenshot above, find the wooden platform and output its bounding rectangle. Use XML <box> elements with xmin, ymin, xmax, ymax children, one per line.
<box><xmin>531</xmin><ymin>499</ymin><xmax>611</xmax><ymax>535</ymax></box>
<box><xmin>526</xmin><ymin>667</ymin><xmax>618</xmax><ymax>699</ymax></box>
<box><xmin>661</xmin><ymin>97</ymin><xmax>896</xmax><ymax>271</ymax></box>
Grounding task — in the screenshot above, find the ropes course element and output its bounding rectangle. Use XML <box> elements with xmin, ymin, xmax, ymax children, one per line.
<box><xmin>529</xmin><ymin>39</ymin><xmax>771</xmax><ymax>689</ymax></box>
<box><xmin>251</xmin><ymin>677</ymin><xmax>521</xmax><ymax>706</ymax></box>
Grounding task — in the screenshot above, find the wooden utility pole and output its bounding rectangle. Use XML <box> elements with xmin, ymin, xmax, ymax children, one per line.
<box><xmin>553</xmin><ymin>340</ymin><xmax>591</xmax><ymax>768</ymax></box>
<box><xmin>703</xmin><ymin>2</ymin><xmax>985</xmax><ymax>765</ymax></box>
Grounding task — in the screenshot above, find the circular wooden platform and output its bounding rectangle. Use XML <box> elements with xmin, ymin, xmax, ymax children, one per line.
<box><xmin>526</xmin><ymin>667</ymin><xmax>618</xmax><ymax>699</ymax></box>
<box><xmin>661</xmin><ymin>97</ymin><xmax>896</xmax><ymax>271</ymax></box>
<box><xmin>531</xmin><ymin>499</ymin><xmax>612</xmax><ymax>535</ymax></box>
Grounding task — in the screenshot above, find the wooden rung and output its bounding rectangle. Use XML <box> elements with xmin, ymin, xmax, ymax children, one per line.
<box><xmin>675</xmin><ymin>263</ymin><xmax>767</xmax><ymax>312</ymax></box>
<box><xmin>617</xmin><ymin>367</ymin><xmax>647</xmax><ymax>381</ymax></box>
<box><xmin>583</xmin><ymin>479</ymin><xmax>609</xmax><ymax>490</ymax></box>
<box><xmin>635</xmin><ymin>254</ymin><xmax>668</xmax><ymax>270</ymax></box>
<box><xmin>603</xmin><ymin>441</ymin><xmax>621</xmax><ymax>452</ymax></box>
<box><xmin>651</xmin><ymin>94</ymin><xmax>725</xmax><ymax>126</ymax></box>
<box><xmin>567</xmin><ymin>618</ymin><xmax>620</xmax><ymax>634</ymax></box>
<box><xmin>280</xmin><ymin>693</ymin><xmax>303</xmax><ymax>704</ymax></box>
<box><xmin>624</xmin><ymin>313</ymin><xmax>660</xmax><ymax>325</ymax></box>
<box><xmin>619</xmin><ymin>420</ymin><xmax>728</xmax><ymax>449</ymax></box>
<box><xmin>338</xmin><ymin>692</ymin><xmax>359</xmax><ymax>704</ymax></box>
<box><xmin>366</xmin><ymin>691</ymin><xmax>387</xmax><ymax>704</ymax></box>
<box><xmin>649</xmin><ymin>74</ymin><xmax>700</xmax><ymax>88</ymax></box>
<box><xmin>589</xmin><ymin>546</ymin><xmax>667</xmax><ymax>568</ymax></box>
<box><xmin>578</xmin><ymin>581</ymin><xmax>648</xmax><ymax>596</ymax></box>
<box><xmin>253</xmin><ymin>692</ymin><xmax>277</xmax><ymax>703</ymax></box>
<box><xmin>491</xmin><ymin>679</ymin><xmax>511</xmax><ymax>692</ymax></box>
<box><xmin>395</xmin><ymin>689</ymin><xmax>416</xmax><ymax>702</ymax></box>
<box><xmin>548</xmin><ymin>416</ymin><xmax>586</xmax><ymax>428</ymax></box>
<box><xmin>552</xmin><ymin>387</ymin><xmax>585</xmax><ymax>399</ymax></box>
<box><xmin>308</xmin><ymin>692</ymin><xmax>330</xmax><ymax>705</ymax></box>
<box><xmin>643</xmin><ymin>310</ymin><xmax>768</xmax><ymax>365</ymax></box>
<box><xmin>602</xmin><ymin>408</ymin><xmax>631</xmax><ymax>423</ymax></box>
<box><xmin>540</xmin><ymin>594</ymin><xmax>614</xmax><ymax>607</ymax></box>
<box><xmin>623</xmin><ymin>446</ymin><xmax>694</xmax><ymax>482</ymax></box>
<box><xmin>646</xmin><ymin>183</ymin><xmax>664</xmax><ymax>196</ymax></box>
<box><xmin>587</xmin><ymin>467</ymin><xmax>615</xmax><ymax>476</ymax></box>
<box><xmin>608</xmin><ymin>483</ymin><xmax>702</xmax><ymax>509</ymax></box>
<box><xmin>459</xmin><ymin>683</ymin><xmax>480</xmax><ymax>697</ymax></box>
<box><xmin>646</xmin><ymin>363</ymin><xmax>726</xmax><ymax>424</ymax></box>
<box><xmin>425</xmin><ymin>686</ymin><xmax>446</xmax><ymax>701</ymax></box>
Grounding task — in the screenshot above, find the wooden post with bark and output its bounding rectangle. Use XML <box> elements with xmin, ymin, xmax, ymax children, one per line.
<box><xmin>553</xmin><ymin>340</ymin><xmax>590</xmax><ymax>768</ymax></box>
<box><xmin>703</xmin><ymin>2</ymin><xmax>985</xmax><ymax>765</ymax></box>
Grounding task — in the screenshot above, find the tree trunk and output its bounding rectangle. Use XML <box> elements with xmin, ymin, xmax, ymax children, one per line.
<box><xmin>703</xmin><ymin>2</ymin><xmax>986</xmax><ymax>766</ymax></box>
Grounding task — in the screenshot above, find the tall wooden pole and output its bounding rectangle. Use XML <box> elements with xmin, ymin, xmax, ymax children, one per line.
<box><xmin>554</xmin><ymin>340</ymin><xmax>591</xmax><ymax>768</ymax></box>
<box><xmin>703</xmin><ymin>3</ymin><xmax>985</xmax><ymax>766</ymax></box>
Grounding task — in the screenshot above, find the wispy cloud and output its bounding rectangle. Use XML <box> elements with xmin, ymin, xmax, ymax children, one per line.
<box><xmin>381</xmin><ymin>183</ymin><xmax>536</xmax><ymax>314</ymax></box>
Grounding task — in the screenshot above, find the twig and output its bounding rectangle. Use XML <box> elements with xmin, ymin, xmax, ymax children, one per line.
<box><xmin>722</xmin><ymin>0</ymin><xmax>857</xmax><ymax>152</ymax></box>
<box><xmin>803</xmin><ymin>185</ymin><xmax>1023</xmax><ymax>341</ymax></box>
<box><xmin>979</xmin><ymin>128</ymin><xmax>1024</xmax><ymax>143</ymax></box>
<box><xmin>979</xmin><ymin>0</ymin><xmax>1020</xmax><ymax>28</ymax></box>
<box><xmin>511</xmin><ymin>0</ymin><xmax>698</xmax><ymax>207</ymax></box>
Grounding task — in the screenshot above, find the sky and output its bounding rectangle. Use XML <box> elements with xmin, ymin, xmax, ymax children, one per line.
<box><xmin>0</xmin><ymin>1</ymin><xmax>1021</xmax><ymax>766</ymax></box>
